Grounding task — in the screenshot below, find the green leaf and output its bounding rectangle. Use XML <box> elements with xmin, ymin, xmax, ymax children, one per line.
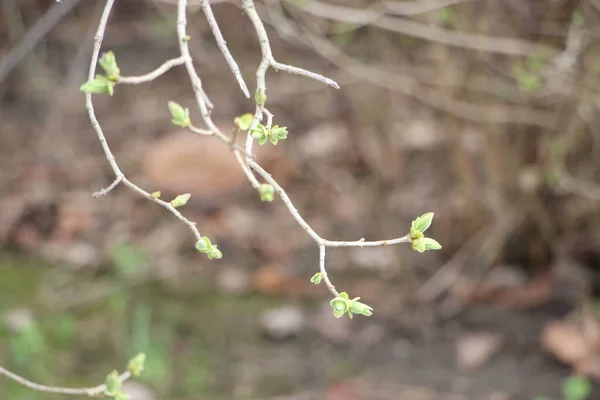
<box><xmin>423</xmin><ymin>237</ymin><xmax>442</xmax><ymax>251</ymax></box>
<box><xmin>236</xmin><ymin>113</ymin><xmax>254</xmax><ymax>131</ymax></box>
<box><xmin>114</xmin><ymin>393</ymin><xmax>131</xmax><ymax>400</ymax></box>
<box><xmin>250</xmin><ymin>124</ymin><xmax>268</xmax><ymax>144</ymax></box>
<box><xmin>99</xmin><ymin>51</ymin><xmax>120</xmax><ymax>81</ymax></box>
<box><xmin>104</xmin><ymin>370</ymin><xmax>121</xmax><ymax>397</ymax></box>
<box><xmin>330</xmin><ymin>297</ymin><xmax>349</xmax><ymax>318</ymax></box>
<box><xmin>207</xmin><ymin>246</ymin><xmax>222</xmax><ymax>260</ymax></box>
<box><xmin>269</xmin><ymin>136</ymin><xmax>279</xmax><ymax>145</ymax></box>
<box><xmin>170</xmin><ymin>193</ymin><xmax>191</xmax><ymax>208</ymax></box>
<box><xmin>349</xmin><ymin>298</ymin><xmax>373</xmax><ymax>317</ymax></box>
<box><xmin>259</xmin><ymin>183</ymin><xmax>275</xmax><ymax>202</ymax></box>
<box><xmin>80</xmin><ymin>75</ymin><xmax>115</xmax><ymax>95</ymax></box>
<box><xmin>411</xmin><ymin>212</ymin><xmax>434</xmax><ymax>234</ymax></box>
<box><xmin>271</xmin><ymin>125</ymin><xmax>288</xmax><ymax>140</ymax></box>
<box><xmin>310</xmin><ymin>272</ymin><xmax>323</xmax><ymax>284</ymax></box>
<box><xmin>168</xmin><ymin>101</ymin><xmax>190</xmax><ymax>128</ymax></box>
<box><xmin>127</xmin><ymin>353</ymin><xmax>146</xmax><ymax>377</ymax></box>
<box><xmin>563</xmin><ymin>375</ymin><xmax>592</xmax><ymax>400</ymax></box>
<box><xmin>255</xmin><ymin>88</ymin><xmax>267</xmax><ymax>106</ymax></box>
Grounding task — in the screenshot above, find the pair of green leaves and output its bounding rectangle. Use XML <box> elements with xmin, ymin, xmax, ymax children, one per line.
<box><xmin>80</xmin><ymin>51</ymin><xmax>120</xmax><ymax>96</ymax></box>
<box><xmin>330</xmin><ymin>292</ymin><xmax>373</xmax><ymax>319</ymax></box>
<box><xmin>250</xmin><ymin>124</ymin><xmax>288</xmax><ymax>145</ymax></box>
<box><xmin>104</xmin><ymin>353</ymin><xmax>146</xmax><ymax>399</ymax></box>
<box><xmin>410</xmin><ymin>212</ymin><xmax>442</xmax><ymax>253</ymax></box>
<box><xmin>195</xmin><ymin>236</ymin><xmax>223</xmax><ymax>260</ymax></box>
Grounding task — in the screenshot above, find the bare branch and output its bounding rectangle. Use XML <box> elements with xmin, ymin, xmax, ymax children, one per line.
<box><xmin>199</xmin><ymin>0</ymin><xmax>250</xmax><ymax>98</ymax></box>
<box><xmin>119</xmin><ymin>56</ymin><xmax>185</xmax><ymax>84</ymax></box>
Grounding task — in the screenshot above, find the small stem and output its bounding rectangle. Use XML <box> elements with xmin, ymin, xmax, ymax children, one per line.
<box><xmin>319</xmin><ymin>245</ymin><xmax>339</xmax><ymax>297</ymax></box>
<box><xmin>118</xmin><ymin>56</ymin><xmax>185</xmax><ymax>84</ymax></box>
<box><xmin>93</xmin><ymin>174</ymin><xmax>123</xmax><ymax>197</ymax></box>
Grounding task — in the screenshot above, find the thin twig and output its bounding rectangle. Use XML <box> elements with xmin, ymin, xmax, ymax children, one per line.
<box><xmin>200</xmin><ymin>0</ymin><xmax>250</xmax><ymax>98</ymax></box>
<box><xmin>118</xmin><ymin>56</ymin><xmax>185</xmax><ymax>84</ymax></box>
<box><xmin>0</xmin><ymin>367</ymin><xmax>130</xmax><ymax>397</ymax></box>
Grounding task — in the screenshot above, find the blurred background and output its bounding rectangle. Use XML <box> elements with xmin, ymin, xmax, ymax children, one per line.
<box><xmin>2</xmin><ymin>0</ymin><xmax>600</xmax><ymax>398</ymax></box>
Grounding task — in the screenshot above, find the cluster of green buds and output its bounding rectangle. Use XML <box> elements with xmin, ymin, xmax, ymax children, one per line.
<box><xmin>329</xmin><ymin>292</ymin><xmax>373</xmax><ymax>319</ymax></box>
<box><xmin>409</xmin><ymin>212</ymin><xmax>442</xmax><ymax>253</ymax></box>
<box><xmin>103</xmin><ymin>353</ymin><xmax>146</xmax><ymax>400</ymax></box>
<box><xmin>167</xmin><ymin>101</ymin><xmax>191</xmax><ymax>128</ymax></box>
<box><xmin>195</xmin><ymin>236</ymin><xmax>222</xmax><ymax>260</ymax></box>
<box><xmin>80</xmin><ymin>51</ymin><xmax>120</xmax><ymax>95</ymax></box>
<box><xmin>250</xmin><ymin>124</ymin><xmax>288</xmax><ymax>145</ymax></box>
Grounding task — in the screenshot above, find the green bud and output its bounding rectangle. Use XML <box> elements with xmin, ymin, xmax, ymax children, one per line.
<box><xmin>207</xmin><ymin>246</ymin><xmax>222</xmax><ymax>260</ymax></box>
<box><xmin>127</xmin><ymin>353</ymin><xmax>146</xmax><ymax>377</ymax></box>
<box><xmin>150</xmin><ymin>191</ymin><xmax>161</xmax><ymax>199</ymax></box>
<box><xmin>411</xmin><ymin>212</ymin><xmax>434</xmax><ymax>235</ymax></box>
<box><xmin>259</xmin><ymin>184</ymin><xmax>275</xmax><ymax>202</ymax></box>
<box><xmin>183</xmin><ymin>35</ymin><xmax>191</xmax><ymax>42</ymax></box>
<box><xmin>330</xmin><ymin>292</ymin><xmax>350</xmax><ymax>318</ymax></box>
<box><xmin>270</xmin><ymin>125</ymin><xmax>288</xmax><ymax>140</ymax></box>
<box><xmin>255</xmin><ymin>88</ymin><xmax>267</xmax><ymax>106</ymax></box>
<box><xmin>80</xmin><ymin>75</ymin><xmax>116</xmax><ymax>96</ymax></box>
<box><xmin>168</xmin><ymin>101</ymin><xmax>190</xmax><ymax>128</ymax></box>
<box><xmin>104</xmin><ymin>370</ymin><xmax>121</xmax><ymax>397</ymax></box>
<box><xmin>170</xmin><ymin>193</ymin><xmax>191</xmax><ymax>208</ymax></box>
<box><xmin>423</xmin><ymin>237</ymin><xmax>442</xmax><ymax>251</ymax></box>
<box><xmin>98</xmin><ymin>51</ymin><xmax>120</xmax><ymax>81</ymax></box>
<box><xmin>236</xmin><ymin>113</ymin><xmax>254</xmax><ymax>131</ymax></box>
<box><xmin>310</xmin><ymin>272</ymin><xmax>323</xmax><ymax>284</ymax></box>
<box><xmin>114</xmin><ymin>393</ymin><xmax>131</xmax><ymax>400</ymax></box>
<box><xmin>349</xmin><ymin>297</ymin><xmax>373</xmax><ymax>317</ymax></box>
<box><xmin>411</xmin><ymin>237</ymin><xmax>426</xmax><ymax>253</ymax></box>
<box><xmin>250</xmin><ymin>124</ymin><xmax>269</xmax><ymax>145</ymax></box>
<box><xmin>195</xmin><ymin>236</ymin><xmax>212</xmax><ymax>253</ymax></box>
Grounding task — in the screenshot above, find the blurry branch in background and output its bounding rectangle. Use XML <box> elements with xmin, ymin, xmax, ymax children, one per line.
<box><xmin>283</xmin><ymin>0</ymin><xmax>560</xmax><ymax>57</ymax></box>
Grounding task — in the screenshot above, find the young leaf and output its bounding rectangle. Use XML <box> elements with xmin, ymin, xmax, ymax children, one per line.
<box><xmin>423</xmin><ymin>237</ymin><xmax>442</xmax><ymax>251</ymax></box>
<box><xmin>411</xmin><ymin>212</ymin><xmax>434</xmax><ymax>234</ymax></box>
<box><xmin>236</xmin><ymin>113</ymin><xmax>254</xmax><ymax>131</ymax></box>
<box><xmin>168</xmin><ymin>101</ymin><xmax>190</xmax><ymax>128</ymax></box>
<box><xmin>104</xmin><ymin>370</ymin><xmax>121</xmax><ymax>397</ymax></box>
<box><xmin>170</xmin><ymin>193</ymin><xmax>191</xmax><ymax>208</ymax></box>
<box><xmin>99</xmin><ymin>51</ymin><xmax>120</xmax><ymax>81</ymax></box>
<box><xmin>310</xmin><ymin>272</ymin><xmax>323</xmax><ymax>284</ymax></box>
<box><xmin>80</xmin><ymin>75</ymin><xmax>115</xmax><ymax>95</ymax></box>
